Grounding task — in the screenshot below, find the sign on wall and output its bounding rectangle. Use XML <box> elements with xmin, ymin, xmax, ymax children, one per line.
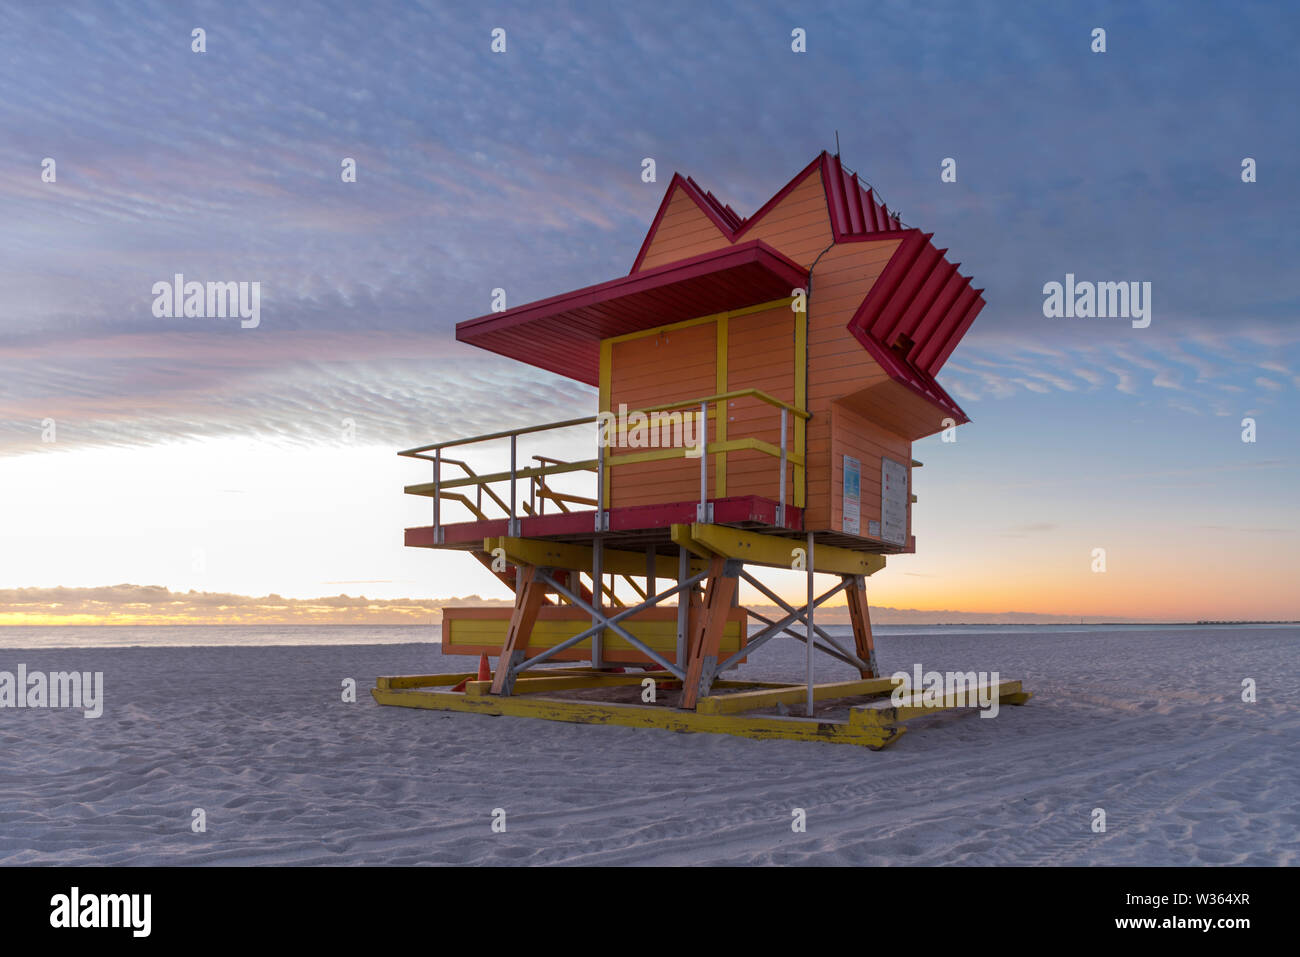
<box><xmin>842</xmin><ymin>455</ymin><xmax>860</xmax><ymax>535</ymax></box>
<box><xmin>881</xmin><ymin>457</ymin><xmax>909</xmax><ymax>545</ymax></box>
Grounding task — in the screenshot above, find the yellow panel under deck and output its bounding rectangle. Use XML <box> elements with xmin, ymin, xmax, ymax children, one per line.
<box><xmin>441</xmin><ymin>605</ymin><xmax>747</xmax><ymax>664</ymax></box>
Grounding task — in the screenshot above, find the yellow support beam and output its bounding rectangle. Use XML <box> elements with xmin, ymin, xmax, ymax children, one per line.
<box><xmin>607</xmin><ymin>446</ymin><xmax>697</xmax><ymax>469</ymax></box>
<box><xmin>464</xmin><ymin>671</ymin><xmax>674</xmax><ymax>697</ymax></box>
<box><xmin>371</xmin><ymin>685</ymin><xmax>905</xmax><ymax>749</ymax></box>
<box><xmin>851</xmin><ymin>680</ymin><xmax>1029</xmax><ymax>726</ymax></box>
<box><xmin>670</xmin><ymin>523</ymin><xmax>711</xmax><ymax>559</ymax></box>
<box><xmin>684</xmin><ymin>523</ymin><xmax>887</xmax><ymax>576</ymax></box>
<box><xmin>375</xmin><ymin>673</ymin><xmax>470</xmax><ymax>690</ymax></box>
<box><xmin>486</xmin><ymin>536</ymin><xmax>710</xmax><ymax>579</ymax></box>
<box><xmin>697</xmin><ymin>676</ymin><xmax>902</xmax><ymax>715</ymax></box>
<box><xmin>604</xmin><ymin>436</ymin><xmax>802</xmax><ymax>471</ymax></box>
<box><xmin>713</xmin><ymin>436</ymin><xmax>804</xmax><ymax>465</ymax></box>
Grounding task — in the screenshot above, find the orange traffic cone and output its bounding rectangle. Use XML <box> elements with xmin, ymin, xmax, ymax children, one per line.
<box><xmin>451</xmin><ymin>655</ymin><xmax>491</xmax><ymax>693</ymax></box>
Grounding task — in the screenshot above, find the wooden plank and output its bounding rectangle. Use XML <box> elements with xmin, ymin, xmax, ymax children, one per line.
<box><xmin>487</xmin><ymin>536</ymin><xmax>709</xmax><ymax>579</ymax></box>
<box><xmin>371</xmin><ymin>685</ymin><xmax>905</xmax><ymax>749</ymax></box>
<box><xmin>688</xmin><ymin>523</ymin><xmax>886</xmax><ymax>576</ymax></box>
<box><xmin>375</xmin><ymin>673</ymin><xmax>469</xmax><ymax>690</ymax></box>
<box><xmin>851</xmin><ymin>680</ymin><xmax>1025</xmax><ymax>726</ymax></box>
<box><xmin>696</xmin><ymin>677</ymin><xmax>899</xmax><ymax>715</ymax></box>
<box><xmin>465</xmin><ymin>671</ymin><xmax>672</xmax><ymax>697</ymax></box>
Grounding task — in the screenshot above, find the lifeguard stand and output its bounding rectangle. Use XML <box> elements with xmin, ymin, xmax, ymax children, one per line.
<box><xmin>372</xmin><ymin>153</ymin><xmax>1030</xmax><ymax>748</ymax></box>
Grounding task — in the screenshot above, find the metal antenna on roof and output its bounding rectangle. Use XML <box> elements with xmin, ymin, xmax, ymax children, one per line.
<box><xmin>834</xmin><ymin>130</ymin><xmax>840</xmax><ymax>157</ymax></box>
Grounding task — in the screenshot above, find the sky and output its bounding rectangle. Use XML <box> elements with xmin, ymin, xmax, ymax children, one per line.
<box><xmin>1</xmin><ymin>0</ymin><xmax>1297</xmax><ymax>623</ymax></box>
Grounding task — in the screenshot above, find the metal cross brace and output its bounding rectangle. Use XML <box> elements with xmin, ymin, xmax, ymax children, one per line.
<box><xmin>527</xmin><ymin>569</ymin><xmax>706</xmax><ymax>680</ymax></box>
<box><xmin>709</xmin><ymin>576</ymin><xmax>851</xmax><ymax>681</ymax></box>
<box><xmin>740</xmin><ymin>570</ymin><xmax>868</xmax><ymax>669</ymax></box>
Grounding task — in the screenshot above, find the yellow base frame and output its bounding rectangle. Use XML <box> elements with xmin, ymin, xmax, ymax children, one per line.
<box><xmin>371</xmin><ymin>673</ymin><xmax>1032</xmax><ymax>750</ymax></box>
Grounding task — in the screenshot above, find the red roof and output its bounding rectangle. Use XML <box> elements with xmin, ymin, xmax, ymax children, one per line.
<box><xmin>819</xmin><ymin>152</ymin><xmax>908</xmax><ymax>241</ymax></box>
<box><xmin>457</xmin><ymin>152</ymin><xmax>980</xmax><ymax>418</ymax></box>
<box><xmin>845</xmin><ymin>229</ymin><xmax>985</xmax><ymax>380</ymax></box>
<box><xmin>456</xmin><ymin>240</ymin><xmax>808</xmax><ymax>386</ymax></box>
<box><xmin>849</xmin><ymin>323</ymin><xmax>971</xmax><ymax>425</ymax></box>
<box><xmin>626</xmin><ymin>153</ymin><xmax>980</xmax><ymax>417</ymax></box>
<box><xmin>630</xmin><ymin>152</ymin><xmax>906</xmax><ymax>273</ymax></box>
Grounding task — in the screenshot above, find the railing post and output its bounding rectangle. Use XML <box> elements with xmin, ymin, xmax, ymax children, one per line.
<box><xmin>508</xmin><ymin>434</ymin><xmax>519</xmax><ymax>537</ymax></box>
<box><xmin>432</xmin><ymin>450</ymin><xmax>442</xmax><ymax>545</ymax></box>
<box><xmin>676</xmin><ymin>546</ymin><xmax>689</xmax><ymax>667</ymax></box>
<box><xmin>591</xmin><ymin>538</ymin><xmax>605</xmax><ymax>668</ymax></box>
<box><xmin>778</xmin><ymin>408</ymin><xmax>788</xmax><ymax>527</ymax></box>
<box><xmin>806</xmin><ymin>530</ymin><xmax>815</xmax><ymax>716</ymax></box>
<box><xmin>697</xmin><ymin>401</ymin><xmax>709</xmax><ymax>523</ymax></box>
<box><xmin>596</xmin><ymin>428</ymin><xmax>606</xmax><ymax>532</ymax></box>
<box><xmin>592</xmin><ymin>417</ymin><xmax>606</xmax><ymax>668</ymax></box>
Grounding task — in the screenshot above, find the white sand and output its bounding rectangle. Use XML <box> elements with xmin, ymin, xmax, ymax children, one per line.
<box><xmin>1</xmin><ymin>626</ymin><xmax>1295</xmax><ymax>865</ymax></box>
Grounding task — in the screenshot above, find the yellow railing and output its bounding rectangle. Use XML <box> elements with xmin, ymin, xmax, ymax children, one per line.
<box><xmin>399</xmin><ymin>388</ymin><xmax>807</xmax><ymax>542</ymax></box>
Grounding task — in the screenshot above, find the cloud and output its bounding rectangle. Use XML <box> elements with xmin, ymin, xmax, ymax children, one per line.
<box><xmin>940</xmin><ymin>329</ymin><xmax>1298</xmax><ymax>414</ymax></box>
<box><xmin>1000</xmin><ymin>522</ymin><xmax>1057</xmax><ymax>538</ymax></box>
<box><xmin>0</xmin><ymin>584</ymin><xmax>513</xmax><ymax>625</ymax></box>
<box><xmin>0</xmin><ymin>332</ymin><xmax>596</xmax><ymax>455</ymax></box>
<box><xmin>2</xmin><ymin>0</ymin><xmax>1298</xmax><ymax>457</ymax></box>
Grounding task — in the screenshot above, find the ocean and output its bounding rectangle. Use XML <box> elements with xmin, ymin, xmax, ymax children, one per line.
<box><xmin>0</xmin><ymin>621</ymin><xmax>1293</xmax><ymax>649</ymax></box>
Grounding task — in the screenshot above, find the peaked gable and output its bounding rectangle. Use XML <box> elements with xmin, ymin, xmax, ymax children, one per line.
<box><xmin>631</xmin><ymin>152</ymin><xmax>913</xmax><ymax>274</ymax></box>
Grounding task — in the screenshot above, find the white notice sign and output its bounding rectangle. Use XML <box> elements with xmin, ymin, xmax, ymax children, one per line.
<box><xmin>881</xmin><ymin>457</ymin><xmax>909</xmax><ymax>545</ymax></box>
<box><xmin>842</xmin><ymin>455</ymin><xmax>860</xmax><ymax>535</ymax></box>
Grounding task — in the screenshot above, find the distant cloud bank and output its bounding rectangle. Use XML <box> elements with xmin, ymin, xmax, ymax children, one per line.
<box><xmin>0</xmin><ymin>584</ymin><xmax>509</xmax><ymax>626</ymax></box>
<box><xmin>0</xmin><ymin>584</ymin><xmax>1141</xmax><ymax>626</ymax></box>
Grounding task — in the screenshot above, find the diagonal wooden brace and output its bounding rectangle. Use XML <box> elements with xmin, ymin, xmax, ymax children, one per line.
<box><xmin>679</xmin><ymin>557</ymin><xmax>739</xmax><ymax>710</ymax></box>
<box><xmin>490</xmin><ymin>564</ymin><xmax>549</xmax><ymax>695</ymax></box>
<box><xmin>844</xmin><ymin>574</ymin><xmax>878</xmax><ymax>678</ymax></box>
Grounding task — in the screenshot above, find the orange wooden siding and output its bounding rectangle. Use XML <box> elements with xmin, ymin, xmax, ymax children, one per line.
<box><xmin>635</xmin><ymin>171</ymin><xmax>833</xmax><ymax>273</ymax></box>
<box><xmin>803</xmin><ymin>239</ymin><xmax>903</xmax><ymax>530</ymax></box>
<box><xmin>604</xmin><ymin>302</ymin><xmax>798</xmax><ymax>510</ymax></box>
<box><xmin>608</xmin><ymin>321</ymin><xmax>718</xmax><ymax>507</ymax></box>
<box><xmin>625</xmin><ymin>166</ymin><xmax>920</xmax><ymax>534</ymax></box>
<box><xmin>829</xmin><ymin>403</ymin><xmax>911</xmax><ymax>545</ymax></box>
<box><xmin>722</xmin><ymin>304</ymin><xmax>797</xmax><ymax>501</ymax></box>
<box><xmin>635</xmin><ymin>187</ymin><xmax>730</xmax><ymax>271</ymax></box>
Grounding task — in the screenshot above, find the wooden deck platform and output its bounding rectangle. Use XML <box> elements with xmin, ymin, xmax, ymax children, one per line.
<box><xmin>406</xmin><ymin>495</ymin><xmax>913</xmax><ymax>554</ymax></box>
<box><xmin>372</xmin><ymin>669</ymin><xmax>1032</xmax><ymax>750</ymax></box>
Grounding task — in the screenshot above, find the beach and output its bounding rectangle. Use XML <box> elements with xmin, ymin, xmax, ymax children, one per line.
<box><xmin>1</xmin><ymin>625</ymin><xmax>1295</xmax><ymax>865</ymax></box>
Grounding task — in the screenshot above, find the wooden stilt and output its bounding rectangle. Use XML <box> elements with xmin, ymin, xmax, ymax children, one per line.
<box><xmin>558</xmin><ymin>569</ymin><xmax>593</xmax><ymax>605</ymax></box>
<box><xmin>845</xmin><ymin>574</ymin><xmax>878</xmax><ymax>678</ymax></box>
<box><xmin>680</xmin><ymin>557</ymin><xmax>738</xmax><ymax>710</ymax></box>
<box><xmin>490</xmin><ymin>564</ymin><xmax>548</xmax><ymax>695</ymax></box>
